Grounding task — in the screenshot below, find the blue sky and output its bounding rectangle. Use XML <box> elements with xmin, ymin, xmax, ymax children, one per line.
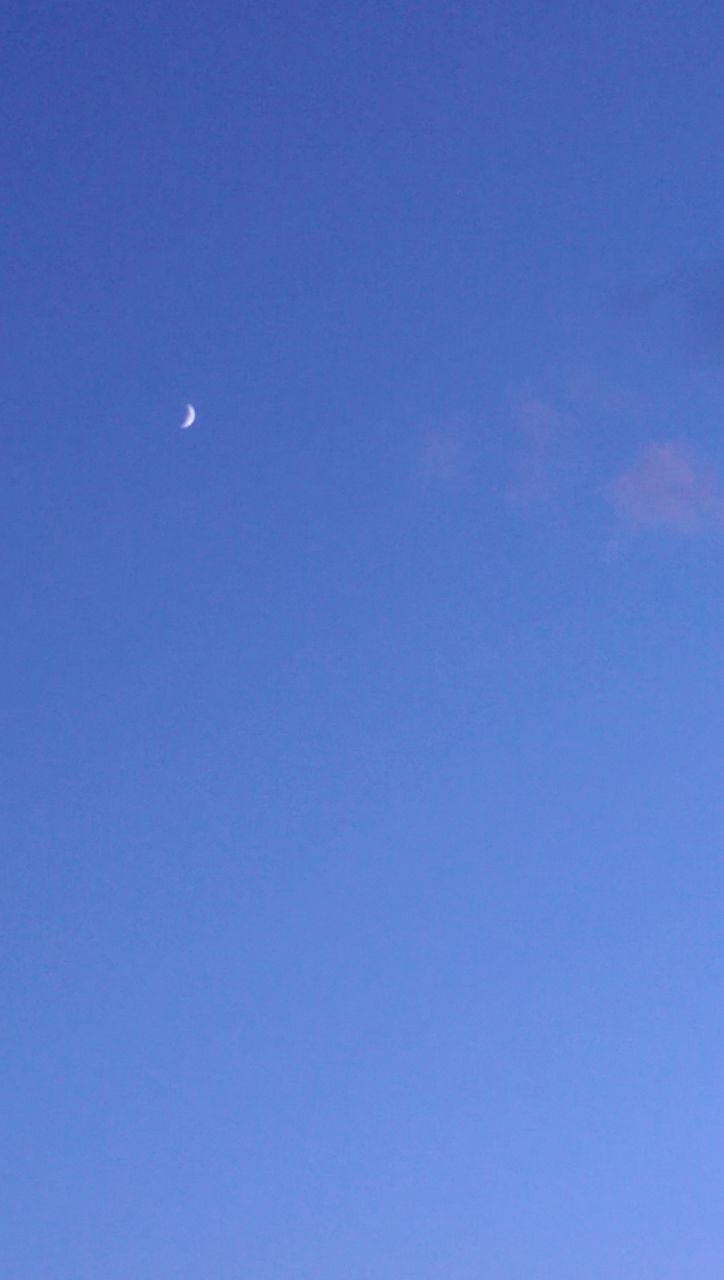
<box><xmin>3</xmin><ymin>2</ymin><xmax>724</xmax><ymax>1276</ymax></box>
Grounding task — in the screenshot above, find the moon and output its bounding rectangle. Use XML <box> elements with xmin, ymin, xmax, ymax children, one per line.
<box><xmin>180</xmin><ymin>403</ymin><xmax>196</xmax><ymax>429</ymax></box>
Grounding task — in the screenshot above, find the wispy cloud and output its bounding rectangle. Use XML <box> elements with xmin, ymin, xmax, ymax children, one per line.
<box><xmin>608</xmin><ymin>440</ymin><xmax>724</xmax><ymax>535</ymax></box>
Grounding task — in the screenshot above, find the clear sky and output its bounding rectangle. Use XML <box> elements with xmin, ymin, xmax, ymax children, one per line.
<box><xmin>3</xmin><ymin>3</ymin><xmax>724</xmax><ymax>1277</ymax></box>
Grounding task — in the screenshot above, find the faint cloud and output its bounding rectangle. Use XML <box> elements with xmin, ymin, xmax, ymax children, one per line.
<box><xmin>507</xmin><ymin>396</ymin><xmax>575</xmax><ymax>506</ymax></box>
<box><xmin>507</xmin><ymin>376</ymin><xmax>653</xmax><ymax>513</ymax></box>
<box><xmin>608</xmin><ymin>440</ymin><xmax>724</xmax><ymax>535</ymax></box>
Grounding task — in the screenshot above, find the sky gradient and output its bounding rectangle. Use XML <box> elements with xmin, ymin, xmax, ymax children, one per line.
<box><xmin>3</xmin><ymin>3</ymin><xmax>724</xmax><ymax>1277</ymax></box>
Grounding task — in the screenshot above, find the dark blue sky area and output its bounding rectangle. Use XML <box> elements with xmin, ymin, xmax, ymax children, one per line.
<box><xmin>3</xmin><ymin>3</ymin><xmax>724</xmax><ymax>1277</ymax></box>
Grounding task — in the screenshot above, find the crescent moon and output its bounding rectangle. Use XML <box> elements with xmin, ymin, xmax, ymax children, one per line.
<box><xmin>180</xmin><ymin>403</ymin><xmax>196</xmax><ymax>429</ymax></box>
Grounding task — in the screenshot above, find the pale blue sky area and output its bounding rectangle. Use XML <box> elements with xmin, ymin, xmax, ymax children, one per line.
<box><xmin>3</xmin><ymin>3</ymin><xmax>724</xmax><ymax>1277</ymax></box>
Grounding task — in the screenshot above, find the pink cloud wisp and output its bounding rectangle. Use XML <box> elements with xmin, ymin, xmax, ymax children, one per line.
<box><xmin>610</xmin><ymin>440</ymin><xmax>724</xmax><ymax>535</ymax></box>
